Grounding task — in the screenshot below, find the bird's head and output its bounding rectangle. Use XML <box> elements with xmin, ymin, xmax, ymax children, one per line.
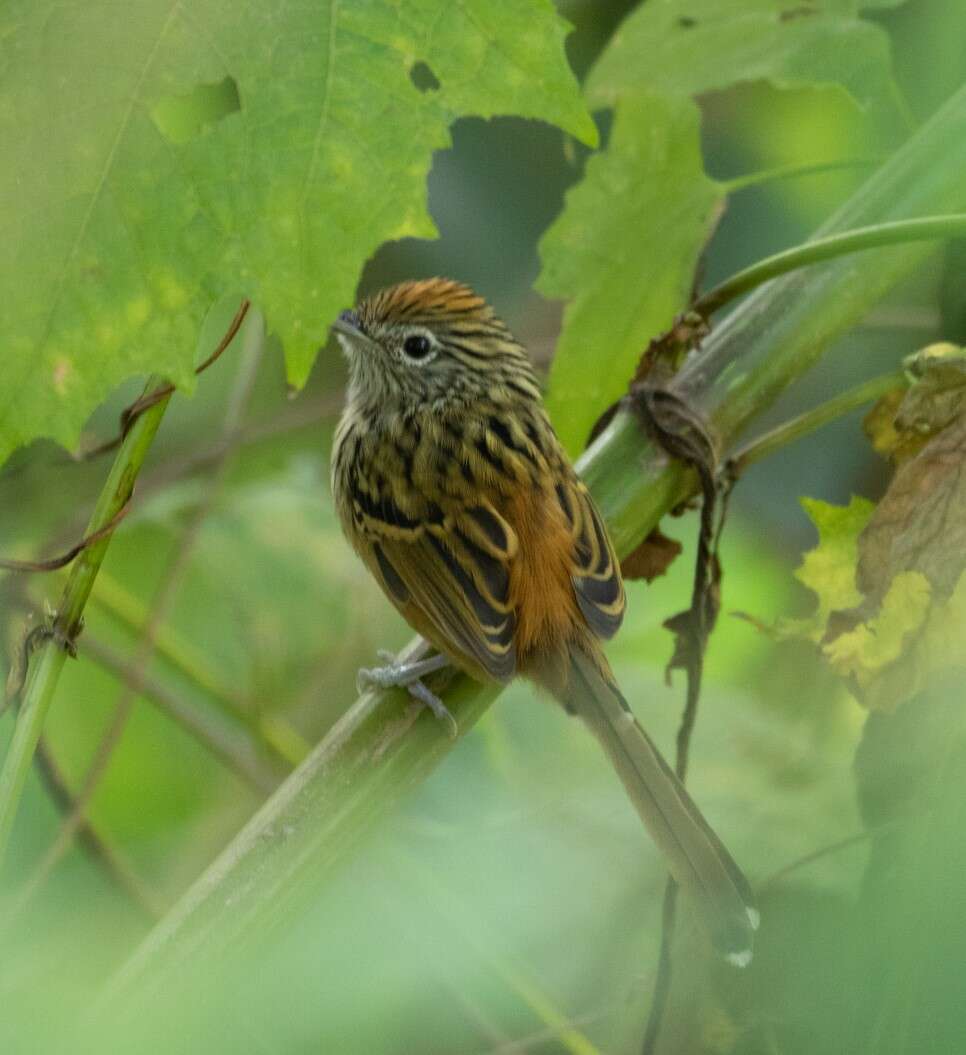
<box><xmin>332</xmin><ymin>278</ymin><xmax>539</xmax><ymax>413</ymax></box>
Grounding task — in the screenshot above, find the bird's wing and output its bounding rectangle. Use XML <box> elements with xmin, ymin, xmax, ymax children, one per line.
<box><xmin>354</xmin><ymin>490</ymin><xmax>518</xmax><ymax>683</ymax></box>
<box><xmin>556</xmin><ymin>475</ymin><xmax>625</xmax><ymax>640</ymax></box>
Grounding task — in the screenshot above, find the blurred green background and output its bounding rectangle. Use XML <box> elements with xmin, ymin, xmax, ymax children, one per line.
<box><xmin>2</xmin><ymin>1</ymin><xmax>965</xmax><ymax>1053</ymax></box>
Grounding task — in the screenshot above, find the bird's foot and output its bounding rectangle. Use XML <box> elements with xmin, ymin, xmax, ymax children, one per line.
<box><xmin>357</xmin><ymin>651</ymin><xmax>457</xmax><ymax>737</ymax></box>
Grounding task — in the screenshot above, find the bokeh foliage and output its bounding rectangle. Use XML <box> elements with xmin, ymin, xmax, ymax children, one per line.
<box><xmin>2</xmin><ymin>1</ymin><xmax>966</xmax><ymax>1053</ymax></box>
<box><xmin>541</xmin><ymin>0</ymin><xmax>910</xmax><ymax>453</ymax></box>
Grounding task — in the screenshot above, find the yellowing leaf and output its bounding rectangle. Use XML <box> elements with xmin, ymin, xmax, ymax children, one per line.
<box><xmin>864</xmin><ymin>344</ymin><xmax>966</xmax><ymax>465</ymax></box>
<box><xmin>863</xmin><ymin>385</ymin><xmax>915</xmax><ymax>462</ymax></box>
<box><xmin>784</xmin><ymin>418</ymin><xmax>966</xmax><ymax>710</ymax></box>
<box><xmin>822</xmin><ymin>571</ymin><xmax>930</xmax><ymax>686</ymax></box>
<box><xmin>826</xmin><ymin>569</ymin><xmax>966</xmax><ymax>712</ymax></box>
<box><xmin>793</xmin><ymin>496</ymin><xmax>874</xmax><ymax>635</ymax></box>
<box><xmin>858</xmin><ymin>410</ymin><xmax>966</xmax><ymax>603</ymax></box>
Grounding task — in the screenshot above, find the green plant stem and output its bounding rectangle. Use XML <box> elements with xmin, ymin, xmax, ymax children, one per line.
<box><xmin>726</xmin><ymin>368</ymin><xmax>907</xmax><ymax>477</ymax></box>
<box><xmin>721</xmin><ymin>156</ymin><xmax>881</xmax><ymax>195</ymax></box>
<box><xmin>85</xmin><ymin>571</ymin><xmax>310</xmax><ymax>767</ymax></box>
<box><xmin>97</xmin><ymin>83</ymin><xmax>966</xmax><ymax>1021</ymax></box>
<box><xmin>0</xmin><ymin>376</ymin><xmax>170</xmax><ymax>868</ymax></box>
<box><xmin>82</xmin><ymin>636</ymin><xmax>284</xmax><ymax>793</ymax></box>
<box><xmin>89</xmin><ymin>571</ymin><xmax>243</xmax><ymax>707</ymax></box>
<box><xmin>32</xmin><ymin>733</ymin><xmax>166</xmax><ymax>917</ymax></box>
<box><xmin>694</xmin><ymin>214</ymin><xmax>966</xmax><ymax>319</ymax></box>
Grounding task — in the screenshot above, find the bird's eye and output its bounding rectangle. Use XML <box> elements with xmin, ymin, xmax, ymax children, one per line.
<box><xmin>402</xmin><ymin>334</ymin><xmax>432</xmax><ymax>360</ymax></box>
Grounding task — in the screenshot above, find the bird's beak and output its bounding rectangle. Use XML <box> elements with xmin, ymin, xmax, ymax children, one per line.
<box><xmin>331</xmin><ymin>309</ymin><xmax>374</xmax><ymax>348</ymax></box>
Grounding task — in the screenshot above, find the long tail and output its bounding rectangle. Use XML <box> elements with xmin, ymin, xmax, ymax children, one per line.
<box><xmin>562</xmin><ymin>647</ymin><xmax>758</xmax><ymax>964</ymax></box>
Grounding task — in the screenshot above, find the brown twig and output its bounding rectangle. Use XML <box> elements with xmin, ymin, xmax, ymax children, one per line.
<box><xmin>0</xmin><ymin>583</ymin><xmax>162</xmax><ymax>916</ymax></box>
<box><xmin>0</xmin><ymin>731</ymin><xmax>167</xmax><ymax>930</ymax></box>
<box><xmin>33</xmin><ymin>733</ymin><xmax>166</xmax><ymax>916</ymax></box>
<box><xmin>78</xmin><ymin>299</ymin><xmax>251</xmax><ymax>460</ymax></box>
<box><xmin>0</xmin><ymin>299</ymin><xmax>250</xmax><ymax>584</ymax></box>
<box><xmin>0</xmin><ymin>501</ymin><xmax>131</xmax><ymax>573</ymax></box>
<box><xmin>139</xmin><ymin>391</ymin><xmax>342</xmax><ymax>497</ymax></box>
<box><xmin>631</xmin><ymin>384</ymin><xmax>724</xmax><ymax>1055</ymax></box>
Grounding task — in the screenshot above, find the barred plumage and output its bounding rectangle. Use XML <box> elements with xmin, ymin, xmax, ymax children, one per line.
<box><xmin>331</xmin><ymin>277</ymin><xmax>757</xmax><ymax>961</ymax></box>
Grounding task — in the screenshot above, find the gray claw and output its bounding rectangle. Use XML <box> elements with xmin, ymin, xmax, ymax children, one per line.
<box><xmin>407</xmin><ymin>681</ymin><xmax>459</xmax><ymax>739</ymax></box>
<box><xmin>355</xmin><ymin>652</ymin><xmax>457</xmax><ymax>737</ymax></box>
<box><xmin>356</xmin><ymin>665</ymin><xmax>397</xmax><ymax>693</ymax></box>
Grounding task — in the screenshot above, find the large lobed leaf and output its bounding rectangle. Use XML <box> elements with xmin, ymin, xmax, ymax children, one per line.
<box><xmin>539</xmin><ymin>0</ymin><xmax>905</xmax><ymax>454</ymax></box>
<box><xmin>0</xmin><ymin>0</ymin><xmax>595</xmax><ymax>464</ymax></box>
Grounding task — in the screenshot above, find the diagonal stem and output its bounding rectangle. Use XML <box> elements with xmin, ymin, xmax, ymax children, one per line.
<box><xmin>81</xmin><ymin>634</ymin><xmax>285</xmax><ymax>793</ymax></box>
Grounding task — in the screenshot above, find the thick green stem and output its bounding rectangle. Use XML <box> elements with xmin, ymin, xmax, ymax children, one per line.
<box><xmin>99</xmin><ymin>82</ymin><xmax>966</xmax><ymax>1019</ymax></box>
<box><xmin>0</xmin><ymin>377</ymin><xmax>170</xmax><ymax>867</ymax></box>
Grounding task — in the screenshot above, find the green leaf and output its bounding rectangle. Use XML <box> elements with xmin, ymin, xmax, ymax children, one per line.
<box><xmin>0</xmin><ymin>0</ymin><xmax>594</xmax><ymax>465</ymax></box>
<box><xmin>585</xmin><ymin>0</ymin><xmax>901</xmax><ymax>111</ymax></box>
<box><xmin>538</xmin><ymin>89</ymin><xmax>721</xmax><ymax>453</ymax></box>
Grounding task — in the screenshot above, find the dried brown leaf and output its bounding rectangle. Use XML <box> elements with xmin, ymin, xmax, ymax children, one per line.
<box><xmin>621</xmin><ymin>526</ymin><xmax>684</xmax><ymax>582</ymax></box>
<box><xmin>864</xmin><ymin>343</ymin><xmax>966</xmax><ymax>466</ymax></box>
<box><xmin>858</xmin><ymin>412</ymin><xmax>966</xmax><ymax>605</ymax></box>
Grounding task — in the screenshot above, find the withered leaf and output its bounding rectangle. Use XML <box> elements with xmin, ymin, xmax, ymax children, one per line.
<box><xmin>662</xmin><ymin>553</ymin><xmax>721</xmax><ymax>684</ymax></box>
<box><xmin>863</xmin><ymin>385</ymin><xmax>914</xmax><ymax>463</ymax></box>
<box><xmin>767</xmin><ymin>347</ymin><xmax>966</xmax><ymax>710</ymax></box>
<box><xmin>864</xmin><ymin>343</ymin><xmax>966</xmax><ymax>466</ymax></box>
<box><xmin>621</xmin><ymin>526</ymin><xmax>683</xmax><ymax>582</ymax></box>
<box><xmin>826</xmin><ymin>351</ymin><xmax>966</xmax><ymax>709</ymax></box>
<box><xmin>584</xmin><ymin>311</ymin><xmax>713</xmax><ymax>448</ymax></box>
<box><xmin>857</xmin><ymin>411</ymin><xmax>966</xmax><ymax>605</ymax></box>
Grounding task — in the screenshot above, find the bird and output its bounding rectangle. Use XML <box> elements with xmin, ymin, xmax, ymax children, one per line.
<box><xmin>330</xmin><ymin>277</ymin><xmax>757</xmax><ymax>964</ymax></box>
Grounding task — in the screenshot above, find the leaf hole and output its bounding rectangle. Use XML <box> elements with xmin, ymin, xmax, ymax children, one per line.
<box><xmin>152</xmin><ymin>76</ymin><xmax>241</xmax><ymax>144</ymax></box>
<box><xmin>409</xmin><ymin>61</ymin><xmax>440</xmax><ymax>93</ymax></box>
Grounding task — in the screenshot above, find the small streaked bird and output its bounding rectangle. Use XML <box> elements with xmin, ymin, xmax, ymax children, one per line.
<box><xmin>331</xmin><ymin>278</ymin><xmax>757</xmax><ymax>962</ymax></box>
